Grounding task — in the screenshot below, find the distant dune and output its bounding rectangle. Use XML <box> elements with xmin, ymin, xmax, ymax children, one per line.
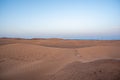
<box><xmin>0</xmin><ymin>38</ymin><xmax>120</xmax><ymax>80</ymax></box>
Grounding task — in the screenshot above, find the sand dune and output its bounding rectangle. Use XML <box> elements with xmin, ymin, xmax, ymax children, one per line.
<box><xmin>0</xmin><ymin>38</ymin><xmax>120</xmax><ymax>48</ymax></box>
<box><xmin>51</xmin><ymin>59</ymin><xmax>120</xmax><ymax>80</ymax></box>
<box><xmin>0</xmin><ymin>38</ymin><xmax>120</xmax><ymax>80</ymax></box>
<box><xmin>76</xmin><ymin>46</ymin><xmax>120</xmax><ymax>62</ymax></box>
<box><xmin>0</xmin><ymin>43</ymin><xmax>77</xmax><ymax>79</ymax></box>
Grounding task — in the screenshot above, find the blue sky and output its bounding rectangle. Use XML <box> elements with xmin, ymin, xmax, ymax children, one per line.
<box><xmin>0</xmin><ymin>0</ymin><xmax>120</xmax><ymax>39</ymax></box>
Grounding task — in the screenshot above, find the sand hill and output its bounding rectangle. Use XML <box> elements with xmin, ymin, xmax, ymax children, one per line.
<box><xmin>51</xmin><ymin>59</ymin><xmax>120</xmax><ymax>80</ymax></box>
<box><xmin>0</xmin><ymin>38</ymin><xmax>120</xmax><ymax>80</ymax></box>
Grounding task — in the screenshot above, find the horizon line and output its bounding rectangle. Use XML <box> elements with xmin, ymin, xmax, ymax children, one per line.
<box><xmin>0</xmin><ymin>37</ymin><xmax>120</xmax><ymax>40</ymax></box>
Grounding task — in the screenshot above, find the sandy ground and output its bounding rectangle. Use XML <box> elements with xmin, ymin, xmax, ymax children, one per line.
<box><xmin>0</xmin><ymin>38</ymin><xmax>120</xmax><ymax>80</ymax></box>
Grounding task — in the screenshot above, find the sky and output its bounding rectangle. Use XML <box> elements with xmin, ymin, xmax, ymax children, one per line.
<box><xmin>0</xmin><ymin>0</ymin><xmax>120</xmax><ymax>40</ymax></box>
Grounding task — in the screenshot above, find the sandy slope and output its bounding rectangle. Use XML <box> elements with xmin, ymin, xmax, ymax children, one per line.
<box><xmin>51</xmin><ymin>59</ymin><xmax>120</xmax><ymax>80</ymax></box>
<box><xmin>76</xmin><ymin>46</ymin><xmax>120</xmax><ymax>62</ymax></box>
<box><xmin>0</xmin><ymin>38</ymin><xmax>120</xmax><ymax>80</ymax></box>
<box><xmin>0</xmin><ymin>43</ymin><xmax>77</xmax><ymax>80</ymax></box>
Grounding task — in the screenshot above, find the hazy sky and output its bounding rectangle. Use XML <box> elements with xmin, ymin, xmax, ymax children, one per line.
<box><xmin>0</xmin><ymin>0</ymin><xmax>120</xmax><ymax>39</ymax></box>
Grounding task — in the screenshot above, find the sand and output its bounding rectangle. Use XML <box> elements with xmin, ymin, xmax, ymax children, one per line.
<box><xmin>0</xmin><ymin>38</ymin><xmax>120</xmax><ymax>80</ymax></box>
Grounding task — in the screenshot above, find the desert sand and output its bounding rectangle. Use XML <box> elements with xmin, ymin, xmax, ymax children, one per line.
<box><xmin>0</xmin><ymin>38</ymin><xmax>120</xmax><ymax>80</ymax></box>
